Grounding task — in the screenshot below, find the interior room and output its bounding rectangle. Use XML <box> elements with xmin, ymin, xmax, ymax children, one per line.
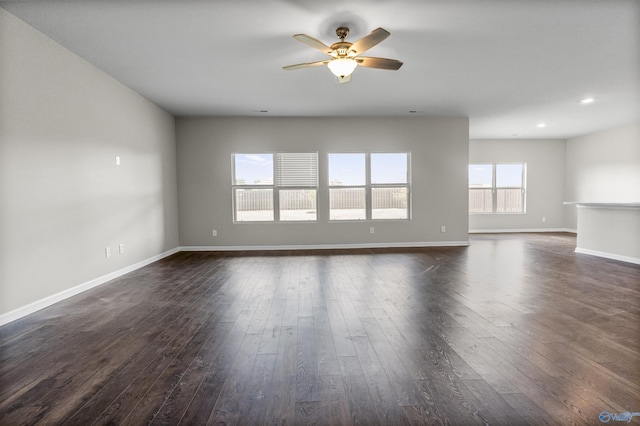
<box><xmin>1</xmin><ymin>1</ymin><xmax>639</xmax><ymax>424</ymax></box>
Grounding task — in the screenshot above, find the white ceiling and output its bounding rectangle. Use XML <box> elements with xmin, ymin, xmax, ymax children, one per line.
<box><xmin>2</xmin><ymin>0</ymin><xmax>639</xmax><ymax>139</ymax></box>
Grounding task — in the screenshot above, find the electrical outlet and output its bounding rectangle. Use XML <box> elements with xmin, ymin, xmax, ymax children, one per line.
<box><xmin>369</xmin><ymin>227</ymin><xmax>375</xmax><ymax>234</ymax></box>
<box><xmin>115</xmin><ymin>156</ymin><xmax>121</xmax><ymax>166</ymax></box>
<box><xmin>212</xmin><ymin>229</ymin><xmax>218</xmax><ymax>237</ymax></box>
<box><xmin>119</xmin><ymin>243</ymin><xmax>125</xmax><ymax>254</ymax></box>
<box><xmin>542</xmin><ymin>216</ymin><xmax>546</xmax><ymax>223</ymax></box>
<box><xmin>105</xmin><ymin>247</ymin><xmax>111</xmax><ymax>258</ymax></box>
<box><xmin>441</xmin><ymin>225</ymin><xmax>446</xmax><ymax>233</ymax></box>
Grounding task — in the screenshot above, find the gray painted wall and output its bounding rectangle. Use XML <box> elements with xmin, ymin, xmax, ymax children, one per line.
<box><xmin>0</xmin><ymin>8</ymin><xmax>179</xmax><ymax>316</ymax></box>
<box><xmin>176</xmin><ymin>117</ymin><xmax>470</xmax><ymax>248</ymax></box>
<box><xmin>564</xmin><ymin>121</ymin><xmax>640</xmax><ymax>229</ymax></box>
<box><xmin>469</xmin><ymin>139</ymin><xmax>566</xmax><ymax>231</ymax></box>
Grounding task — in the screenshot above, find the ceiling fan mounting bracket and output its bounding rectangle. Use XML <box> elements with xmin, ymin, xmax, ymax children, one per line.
<box><xmin>335</xmin><ymin>27</ymin><xmax>349</xmax><ymax>40</ymax></box>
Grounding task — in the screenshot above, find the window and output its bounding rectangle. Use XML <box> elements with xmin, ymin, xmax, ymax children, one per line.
<box><xmin>469</xmin><ymin>163</ymin><xmax>526</xmax><ymax>213</ymax></box>
<box><xmin>329</xmin><ymin>152</ymin><xmax>410</xmax><ymax>221</ymax></box>
<box><xmin>468</xmin><ymin>164</ymin><xmax>493</xmax><ymax>213</ymax></box>
<box><xmin>371</xmin><ymin>153</ymin><xmax>409</xmax><ymax>219</ymax></box>
<box><xmin>233</xmin><ymin>153</ymin><xmax>318</xmax><ymax>222</ymax></box>
<box><xmin>276</xmin><ymin>153</ymin><xmax>318</xmax><ymax>221</ymax></box>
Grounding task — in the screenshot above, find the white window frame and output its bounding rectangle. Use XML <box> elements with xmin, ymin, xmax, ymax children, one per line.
<box><xmin>469</xmin><ymin>163</ymin><xmax>527</xmax><ymax>214</ymax></box>
<box><xmin>328</xmin><ymin>152</ymin><xmax>411</xmax><ymax>221</ymax></box>
<box><xmin>232</xmin><ymin>152</ymin><xmax>318</xmax><ymax>222</ymax></box>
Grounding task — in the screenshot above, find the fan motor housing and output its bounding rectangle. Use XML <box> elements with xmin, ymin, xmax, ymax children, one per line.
<box><xmin>330</xmin><ymin>41</ymin><xmax>353</xmax><ymax>57</ymax></box>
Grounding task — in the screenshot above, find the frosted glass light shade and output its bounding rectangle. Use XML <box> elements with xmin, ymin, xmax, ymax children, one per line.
<box><xmin>327</xmin><ymin>58</ymin><xmax>357</xmax><ymax>77</ymax></box>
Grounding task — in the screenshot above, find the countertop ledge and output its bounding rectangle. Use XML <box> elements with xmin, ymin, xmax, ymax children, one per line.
<box><xmin>563</xmin><ymin>202</ymin><xmax>640</xmax><ymax>208</ymax></box>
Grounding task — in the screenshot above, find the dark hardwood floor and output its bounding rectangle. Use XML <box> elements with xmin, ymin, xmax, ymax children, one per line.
<box><xmin>1</xmin><ymin>233</ymin><xmax>639</xmax><ymax>425</ymax></box>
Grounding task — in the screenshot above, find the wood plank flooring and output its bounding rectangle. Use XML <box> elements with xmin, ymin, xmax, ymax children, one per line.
<box><xmin>1</xmin><ymin>233</ymin><xmax>639</xmax><ymax>425</ymax></box>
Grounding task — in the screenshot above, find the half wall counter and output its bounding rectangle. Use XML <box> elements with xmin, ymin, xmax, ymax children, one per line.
<box><xmin>564</xmin><ymin>202</ymin><xmax>640</xmax><ymax>265</ymax></box>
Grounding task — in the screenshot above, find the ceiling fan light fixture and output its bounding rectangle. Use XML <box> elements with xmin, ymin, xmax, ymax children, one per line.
<box><xmin>327</xmin><ymin>58</ymin><xmax>357</xmax><ymax>78</ymax></box>
<box><xmin>284</xmin><ymin>27</ymin><xmax>401</xmax><ymax>83</ymax></box>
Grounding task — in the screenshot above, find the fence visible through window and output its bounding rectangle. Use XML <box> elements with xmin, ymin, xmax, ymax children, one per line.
<box><xmin>233</xmin><ymin>152</ymin><xmax>411</xmax><ymax>222</ymax></box>
<box><xmin>496</xmin><ymin>188</ymin><xmax>523</xmax><ymax>213</ymax></box>
<box><xmin>236</xmin><ymin>187</ymin><xmax>408</xmax><ymax>221</ymax></box>
<box><xmin>469</xmin><ymin>163</ymin><xmax>526</xmax><ymax>213</ymax></box>
<box><xmin>469</xmin><ymin>188</ymin><xmax>493</xmax><ymax>213</ymax></box>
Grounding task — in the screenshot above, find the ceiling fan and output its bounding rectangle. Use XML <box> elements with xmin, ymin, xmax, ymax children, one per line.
<box><xmin>283</xmin><ymin>27</ymin><xmax>403</xmax><ymax>83</ymax></box>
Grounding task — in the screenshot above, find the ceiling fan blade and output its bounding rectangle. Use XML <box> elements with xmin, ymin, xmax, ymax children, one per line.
<box><xmin>355</xmin><ymin>56</ymin><xmax>403</xmax><ymax>70</ymax></box>
<box><xmin>348</xmin><ymin>27</ymin><xmax>390</xmax><ymax>55</ymax></box>
<box><xmin>283</xmin><ymin>60</ymin><xmax>329</xmax><ymax>70</ymax></box>
<box><xmin>293</xmin><ymin>34</ymin><xmax>334</xmax><ymax>55</ymax></box>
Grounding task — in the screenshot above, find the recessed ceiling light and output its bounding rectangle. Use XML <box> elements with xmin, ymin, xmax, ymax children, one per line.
<box><xmin>581</xmin><ymin>97</ymin><xmax>595</xmax><ymax>104</ymax></box>
<box><xmin>537</xmin><ymin>123</ymin><xmax>546</xmax><ymax>128</ymax></box>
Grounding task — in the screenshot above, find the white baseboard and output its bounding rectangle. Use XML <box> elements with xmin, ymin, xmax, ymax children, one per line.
<box><xmin>575</xmin><ymin>247</ymin><xmax>640</xmax><ymax>265</ymax></box>
<box><xmin>180</xmin><ymin>241</ymin><xmax>470</xmax><ymax>252</ymax></box>
<box><xmin>0</xmin><ymin>248</ymin><xmax>180</xmax><ymax>327</ymax></box>
<box><xmin>469</xmin><ymin>228</ymin><xmax>576</xmax><ymax>234</ymax></box>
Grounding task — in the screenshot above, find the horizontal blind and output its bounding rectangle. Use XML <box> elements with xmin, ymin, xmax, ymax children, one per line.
<box><xmin>276</xmin><ymin>153</ymin><xmax>318</xmax><ymax>187</ymax></box>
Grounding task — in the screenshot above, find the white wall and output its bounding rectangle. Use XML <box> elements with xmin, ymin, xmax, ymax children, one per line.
<box><xmin>0</xmin><ymin>8</ymin><xmax>179</xmax><ymax>318</ymax></box>
<box><xmin>469</xmin><ymin>139</ymin><xmax>567</xmax><ymax>231</ymax></box>
<box><xmin>176</xmin><ymin>117</ymin><xmax>469</xmax><ymax>248</ymax></box>
<box><xmin>564</xmin><ymin>121</ymin><xmax>640</xmax><ymax>229</ymax></box>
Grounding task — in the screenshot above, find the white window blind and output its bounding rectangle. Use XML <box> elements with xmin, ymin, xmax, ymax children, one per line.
<box><xmin>275</xmin><ymin>153</ymin><xmax>318</xmax><ymax>187</ymax></box>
